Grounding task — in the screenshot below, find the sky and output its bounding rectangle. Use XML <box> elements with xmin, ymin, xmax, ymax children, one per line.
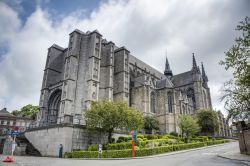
<box><xmin>0</xmin><ymin>0</ymin><xmax>249</xmax><ymax>116</ymax></box>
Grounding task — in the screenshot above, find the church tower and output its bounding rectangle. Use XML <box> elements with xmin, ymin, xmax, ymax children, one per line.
<box><xmin>191</xmin><ymin>53</ymin><xmax>203</xmax><ymax>110</ymax></box>
<box><xmin>201</xmin><ymin>62</ymin><xmax>208</xmax><ymax>88</ymax></box>
<box><xmin>164</xmin><ymin>56</ymin><xmax>173</xmax><ymax>78</ymax></box>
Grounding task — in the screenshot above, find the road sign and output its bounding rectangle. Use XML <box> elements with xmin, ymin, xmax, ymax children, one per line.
<box><xmin>11</xmin><ymin>131</ymin><xmax>20</xmax><ymax>137</ymax></box>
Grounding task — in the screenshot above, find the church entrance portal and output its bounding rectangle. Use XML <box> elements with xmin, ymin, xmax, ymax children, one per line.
<box><xmin>47</xmin><ymin>90</ymin><xmax>61</xmax><ymax>124</ymax></box>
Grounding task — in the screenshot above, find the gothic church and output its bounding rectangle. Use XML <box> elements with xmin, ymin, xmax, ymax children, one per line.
<box><xmin>37</xmin><ymin>29</ymin><xmax>212</xmax><ymax>134</ymax></box>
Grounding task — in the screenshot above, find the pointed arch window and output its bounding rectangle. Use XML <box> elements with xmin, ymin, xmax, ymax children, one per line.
<box><xmin>150</xmin><ymin>92</ymin><xmax>156</xmax><ymax>113</ymax></box>
<box><xmin>168</xmin><ymin>92</ymin><xmax>173</xmax><ymax>113</ymax></box>
<box><xmin>187</xmin><ymin>88</ymin><xmax>195</xmax><ymax>109</ymax></box>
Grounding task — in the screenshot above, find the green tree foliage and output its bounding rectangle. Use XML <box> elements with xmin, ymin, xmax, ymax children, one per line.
<box><xmin>144</xmin><ymin>116</ymin><xmax>159</xmax><ymax>134</ymax></box>
<box><xmin>84</xmin><ymin>100</ymin><xmax>144</xmax><ymax>143</ymax></box>
<box><xmin>12</xmin><ymin>104</ymin><xmax>39</xmax><ymax>120</ymax></box>
<box><xmin>178</xmin><ymin>115</ymin><xmax>200</xmax><ymax>140</ymax></box>
<box><xmin>196</xmin><ymin>109</ymin><xmax>219</xmax><ymax>135</ymax></box>
<box><xmin>220</xmin><ymin>17</ymin><xmax>250</xmax><ymax>120</ymax></box>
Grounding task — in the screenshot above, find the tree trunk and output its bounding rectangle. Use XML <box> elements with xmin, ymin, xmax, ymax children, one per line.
<box><xmin>108</xmin><ymin>130</ymin><xmax>113</xmax><ymax>143</ymax></box>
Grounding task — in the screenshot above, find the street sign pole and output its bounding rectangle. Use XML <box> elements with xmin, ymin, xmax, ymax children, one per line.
<box><xmin>131</xmin><ymin>130</ymin><xmax>137</xmax><ymax>158</ymax></box>
<box><xmin>132</xmin><ymin>140</ymin><xmax>135</xmax><ymax>158</ymax></box>
<box><xmin>11</xmin><ymin>135</ymin><xmax>16</xmax><ymax>157</ymax></box>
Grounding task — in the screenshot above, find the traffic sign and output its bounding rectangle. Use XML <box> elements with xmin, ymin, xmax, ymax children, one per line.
<box><xmin>11</xmin><ymin>131</ymin><xmax>20</xmax><ymax>137</ymax></box>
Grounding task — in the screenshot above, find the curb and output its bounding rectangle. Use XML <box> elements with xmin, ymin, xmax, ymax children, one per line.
<box><xmin>67</xmin><ymin>142</ymin><xmax>232</xmax><ymax>160</ymax></box>
<box><xmin>217</xmin><ymin>154</ymin><xmax>250</xmax><ymax>163</ymax></box>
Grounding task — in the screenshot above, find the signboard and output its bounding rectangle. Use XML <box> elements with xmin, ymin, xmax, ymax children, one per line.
<box><xmin>98</xmin><ymin>144</ymin><xmax>102</xmax><ymax>154</ymax></box>
<box><xmin>11</xmin><ymin>143</ymin><xmax>16</xmax><ymax>153</ymax></box>
<box><xmin>131</xmin><ymin>130</ymin><xmax>137</xmax><ymax>142</ymax></box>
<box><xmin>11</xmin><ymin>131</ymin><xmax>20</xmax><ymax>137</ymax></box>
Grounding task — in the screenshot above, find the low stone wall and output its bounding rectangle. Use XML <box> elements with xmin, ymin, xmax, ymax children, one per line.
<box><xmin>25</xmin><ymin>125</ymin><xmax>108</xmax><ymax>157</ymax></box>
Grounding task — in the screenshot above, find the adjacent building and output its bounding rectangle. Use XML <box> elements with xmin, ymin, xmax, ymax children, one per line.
<box><xmin>216</xmin><ymin>111</ymin><xmax>231</xmax><ymax>137</ymax></box>
<box><xmin>0</xmin><ymin>108</ymin><xmax>34</xmax><ymax>154</ymax></box>
<box><xmin>0</xmin><ymin>108</ymin><xmax>34</xmax><ymax>135</ymax></box>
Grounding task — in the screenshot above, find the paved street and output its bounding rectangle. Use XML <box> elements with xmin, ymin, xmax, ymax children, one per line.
<box><xmin>0</xmin><ymin>142</ymin><xmax>248</xmax><ymax>166</ymax></box>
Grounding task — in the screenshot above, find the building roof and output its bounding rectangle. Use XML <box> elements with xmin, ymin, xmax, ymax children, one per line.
<box><xmin>0</xmin><ymin>108</ymin><xmax>15</xmax><ymax>117</ymax></box>
<box><xmin>172</xmin><ymin>71</ymin><xmax>193</xmax><ymax>87</ymax></box>
<box><xmin>155</xmin><ymin>77</ymin><xmax>174</xmax><ymax>89</ymax></box>
<box><xmin>0</xmin><ymin>108</ymin><xmax>34</xmax><ymax>121</ymax></box>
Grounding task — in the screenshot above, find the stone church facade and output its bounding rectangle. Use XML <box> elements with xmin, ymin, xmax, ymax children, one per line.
<box><xmin>36</xmin><ymin>29</ymin><xmax>212</xmax><ymax>134</ymax></box>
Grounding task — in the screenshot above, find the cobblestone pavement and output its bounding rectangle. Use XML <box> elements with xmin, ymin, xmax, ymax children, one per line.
<box><xmin>0</xmin><ymin>142</ymin><xmax>248</xmax><ymax>166</ymax></box>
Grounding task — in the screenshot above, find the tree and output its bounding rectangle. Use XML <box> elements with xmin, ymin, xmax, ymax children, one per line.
<box><xmin>220</xmin><ymin>17</ymin><xmax>250</xmax><ymax>120</ymax></box>
<box><xmin>122</xmin><ymin>107</ymin><xmax>144</xmax><ymax>132</ymax></box>
<box><xmin>12</xmin><ymin>104</ymin><xmax>39</xmax><ymax>120</ymax></box>
<box><xmin>84</xmin><ymin>100</ymin><xmax>144</xmax><ymax>143</ymax></box>
<box><xmin>144</xmin><ymin>116</ymin><xmax>159</xmax><ymax>134</ymax></box>
<box><xmin>178</xmin><ymin>115</ymin><xmax>200</xmax><ymax>142</ymax></box>
<box><xmin>196</xmin><ymin>109</ymin><xmax>219</xmax><ymax>135</ymax></box>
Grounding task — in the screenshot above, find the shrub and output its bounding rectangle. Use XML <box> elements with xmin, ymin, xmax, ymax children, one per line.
<box><xmin>206</xmin><ymin>139</ymin><xmax>229</xmax><ymax>146</ymax></box>
<box><xmin>145</xmin><ymin>134</ymin><xmax>158</xmax><ymax>140</ymax></box>
<box><xmin>164</xmin><ymin>134</ymin><xmax>177</xmax><ymax>139</ymax></box>
<box><xmin>88</xmin><ymin>144</ymin><xmax>98</xmax><ymax>151</ymax></box>
<box><xmin>155</xmin><ymin>134</ymin><xmax>163</xmax><ymax>139</ymax></box>
<box><xmin>190</xmin><ymin>136</ymin><xmax>209</xmax><ymax>142</ymax></box>
<box><xmin>105</xmin><ymin>142</ymin><xmax>131</xmax><ymax>150</ymax></box>
<box><xmin>137</xmin><ymin>135</ymin><xmax>144</xmax><ymax>139</ymax></box>
<box><xmin>170</xmin><ymin>131</ymin><xmax>179</xmax><ymax>137</ymax></box>
<box><xmin>65</xmin><ymin>141</ymin><xmax>228</xmax><ymax>158</ymax></box>
<box><xmin>65</xmin><ymin>149</ymin><xmax>131</xmax><ymax>158</ymax></box>
<box><xmin>116</xmin><ymin>136</ymin><xmax>129</xmax><ymax>143</ymax></box>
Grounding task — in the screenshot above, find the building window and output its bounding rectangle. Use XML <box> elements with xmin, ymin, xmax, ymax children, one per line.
<box><xmin>187</xmin><ymin>88</ymin><xmax>195</xmax><ymax>109</ymax></box>
<box><xmin>65</xmin><ymin>58</ymin><xmax>70</xmax><ymax>78</ymax></box>
<box><xmin>150</xmin><ymin>92</ymin><xmax>156</xmax><ymax>113</ymax></box>
<box><xmin>1</xmin><ymin>120</ymin><xmax>3</xmax><ymax>125</ymax></box>
<box><xmin>168</xmin><ymin>93</ymin><xmax>173</xmax><ymax>113</ymax></box>
<box><xmin>203</xmin><ymin>90</ymin><xmax>207</xmax><ymax>108</ymax></box>
<box><xmin>182</xmin><ymin>105</ymin><xmax>185</xmax><ymax>114</ymax></box>
<box><xmin>93</xmin><ymin>58</ymin><xmax>99</xmax><ymax>79</ymax></box>
<box><xmin>69</xmin><ymin>35</ymin><xmax>73</xmax><ymax>50</ymax></box>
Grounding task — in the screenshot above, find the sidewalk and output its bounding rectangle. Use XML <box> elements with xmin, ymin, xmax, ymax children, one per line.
<box><xmin>218</xmin><ymin>150</ymin><xmax>250</xmax><ymax>163</ymax></box>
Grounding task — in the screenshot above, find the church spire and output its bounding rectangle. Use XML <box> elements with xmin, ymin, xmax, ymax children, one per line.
<box><xmin>201</xmin><ymin>62</ymin><xmax>208</xmax><ymax>82</ymax></box>
<box><xmin>192</xmin><ymin>53</ymin><xmax>200</xmax><ymax>73</ymax></box>
<box><xmin>164</xmin><ymin>55</ymin><xmax>173</xmax><ymax>77</ymax></box>
<box><xmin>192</xmin><ymin>53</ymin><xmax>197</xmax><ymax>68</ymax></box>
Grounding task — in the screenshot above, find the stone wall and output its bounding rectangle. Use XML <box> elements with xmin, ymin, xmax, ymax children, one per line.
<box><xmin>25</xmin><ymin>125</ymin><xmax>108</xmax><ymax>157</ymax></box>
<box><xmin>238</xmin><ymin>129</ymin><xmax>250</xmax><ymax>155</ymax></box>
<box><xmin>236</xmin><ymin>122</ymin><xmax>250</xmax><ymax>155</ymax></box>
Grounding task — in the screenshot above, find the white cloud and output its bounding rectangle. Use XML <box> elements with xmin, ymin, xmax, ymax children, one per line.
<box><xmin>0</xmin><ymin>0</ymin><xmax>249</xmax><ymax>117</ymax></box>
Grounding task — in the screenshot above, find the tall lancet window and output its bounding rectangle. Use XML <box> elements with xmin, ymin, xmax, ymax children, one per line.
<box><xmin>150</xmin><ymin>92</ymin><xmax>156</xmax><ymax>113</ymax></box>
<box><xmin>168</xmin><ymin>92</ymin><xmax>173</xmax><ymax>113</ymax></box>
<box><xmin>187</xmin><ymin>88</ymin><xmax>195</xmax><ymax>109</ymax></box>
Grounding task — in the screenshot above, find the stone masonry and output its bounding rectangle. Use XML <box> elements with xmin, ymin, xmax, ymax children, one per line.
<box><xmin>27</xmin><ymin>29</ymin><xmax>215</xmax><ymax>156</ymax></box>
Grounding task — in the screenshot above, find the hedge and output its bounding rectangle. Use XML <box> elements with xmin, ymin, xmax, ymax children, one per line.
<box><xmin>105</xmin><ymin>142</ymin><xmax>132</xmax><ymax>150</ymax></box>
<box><xmin>206</xmin><ymin>139</ymin><xmax>229</xmax><ymax>146</ymax></box>
<box><xmin>65</xmin><ymin>142</ymin><xmax>207</xmax><ymax>158</ymax></box>
<box><xmin>66</xmin><ymin>140</ymin><xmax>229</xmax><ymax>159</ymax></box>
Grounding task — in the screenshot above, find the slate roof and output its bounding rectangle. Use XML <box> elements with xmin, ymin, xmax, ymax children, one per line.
<box><xmin>0</xmin><ymin>108</ymin><xmax>15</xmax><ymax>117</ymax></box>
<box><xmin>155</xmin><ymin>77</ymin><xmax>174</xmax><ymax>89</ymax></box>
<box><xmin>172</xmin><ymin>71</ymin><xmax>193</xmax><ymax>87</ymax></box>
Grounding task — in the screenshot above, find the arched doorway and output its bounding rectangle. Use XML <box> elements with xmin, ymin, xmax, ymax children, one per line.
<box><xmin>47</xmin><ymin>90</ymin><xmax>61</xmax><ymax>124</ymax></box>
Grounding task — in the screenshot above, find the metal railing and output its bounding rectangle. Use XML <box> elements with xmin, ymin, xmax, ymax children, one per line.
<box><xmin>27</xmin><ymin>116</ymin><xmax>85</xmax><ymax>130</ymax></box>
